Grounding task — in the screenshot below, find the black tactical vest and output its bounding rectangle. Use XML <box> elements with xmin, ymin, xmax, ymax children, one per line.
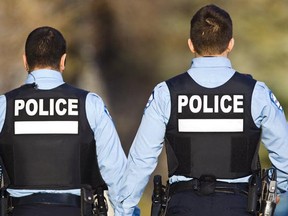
<box><xmin>165</xmin><ymin>72</ymin><xmax>261</xmax><ymax>179</ymax></box>
<box><xmin>0</xmin><ymin>83</ymin><xmax>105</xmax><ymax>189</ymax></box>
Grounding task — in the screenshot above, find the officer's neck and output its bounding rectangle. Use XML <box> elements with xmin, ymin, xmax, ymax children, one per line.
<box><xmin>28</xmin><ymin>66</ymin><xmax>61</xmax><ymax>73</ymax></box>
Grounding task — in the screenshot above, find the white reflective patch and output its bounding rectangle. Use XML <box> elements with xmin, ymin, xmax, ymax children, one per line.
<box><xmin>145</xmin><ymin>91</ymin><xmax>154</xmax><ymax>109</ymax></box>
<box><xmin>178</xmin><ymin>119</ymin><xmax>243</xmax><ymax>132</ymax></box>
<box><xmin>14</xmin><ymin>121</ymin><xmax>78</xmax><ymax>134</ymax></box>
<box><xmin>269</xmin><ymin>91</ymin><xmax>283</xmax><ymax>111</ymax></box>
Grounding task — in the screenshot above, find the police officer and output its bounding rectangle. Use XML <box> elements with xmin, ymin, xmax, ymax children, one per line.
<box><xmin>0</xmin><ymin>26</ymin><xmax>127</xmax><ymax>216</ymax></box>
<box><xmin>119</xmin><ymin>4</ymin><xmax>288</xmax><ymax>216</ymax></box>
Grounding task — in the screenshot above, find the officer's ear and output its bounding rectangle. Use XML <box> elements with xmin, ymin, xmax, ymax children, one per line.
<box><xmin>227</xmin><ymin>38</ymin><xmax>234</xmax><ymax>53</ymax></box>
<box><xmin>188</xmin><ymin>38</ymin><xmax>196</xmax><ymax>54</ymax></box>
<box><xmin>60</xmin><ymin>53</ymin><xmax>66</xmax><ymax>73</ymax></box>
<box><xmin>22</xmin><ymin>54</ymin><xmax>29</xmax><ymax>73</ymax></box>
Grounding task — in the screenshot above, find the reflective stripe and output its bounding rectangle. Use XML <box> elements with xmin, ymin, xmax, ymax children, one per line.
<box><xmin>14</xmin><ymin>121</ymin><xmax>78</xmax><ymax>134</ymax></box>
<box><xmin>178</xmin><ymin>119</ymin><xmax>243</xmax><ymax>132</ymax></box>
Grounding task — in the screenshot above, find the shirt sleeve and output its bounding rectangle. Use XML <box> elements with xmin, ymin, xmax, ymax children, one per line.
<box><xmin>85</xmin><ymin>93</ymin><xmax>127</xmax><ymax>214</ymax></box>
<box><xmin>252</xmin><ymin>82</ymin><xmax>288</xmax><ymax>192</ymax></box>
<box><xmin>0</xmin><ymin>95</ymin><xmax>6</xmax><ymax>133</ymax></box>
<box><xmin>119</xmin><ymin>82</ymin><xmax>170</xmax><ymax>215</ymax></box>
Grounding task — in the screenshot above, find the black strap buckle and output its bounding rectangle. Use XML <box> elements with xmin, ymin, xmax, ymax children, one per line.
<box><xmin>191</xmin><ymin>178</ymin><xmax>200</xmax><ymax>191</ymax></box>
<box><xmin>199</xmin><ymin>175</ymin><xmax>216</xmax><ymax>195</ymax></box>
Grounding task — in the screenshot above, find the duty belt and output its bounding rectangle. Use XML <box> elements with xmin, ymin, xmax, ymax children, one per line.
<box><xmin>11</xmin><ymin>193</ymin><xmax>81</xmax><ymax>207</ymax></box>
<box><xmin>169</xmin><ymin>176</ymin><xmax>249</xmax><ymax>196</ymax></box>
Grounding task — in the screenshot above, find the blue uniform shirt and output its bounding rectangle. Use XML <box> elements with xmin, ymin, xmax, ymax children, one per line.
<box><xmin>120</xmin><ymin>57</ymin><xmax>288</xmax><ymax>215</ymax></box>
<box><xmin>0</xmin><ymin>69</ymin><xmax>127</xmax><ymax>215</ymax></box>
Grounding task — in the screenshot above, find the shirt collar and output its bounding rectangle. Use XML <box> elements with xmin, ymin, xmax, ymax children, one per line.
<box><xmin>25</xmin><ymin>69</ymin><xmax>64</xmax><ymax>89</ymax></box>
<box><xmin>187</xmin><ymin>56</ymin><xmax>235</xmax><ymax>88</ymax></box>
<box><xmin>191</xmin><ymin>56</ymin><xmax>232</xmax><ymax>69</ymax></box>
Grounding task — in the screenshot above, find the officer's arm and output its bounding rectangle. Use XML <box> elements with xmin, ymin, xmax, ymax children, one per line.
<box><xmin>0</xmin><ymin>95</ymin><xmax>6</xmax><ymax>133</ymax></box>
<box><xmin>252</xmin><ymin>82</ymin><xmax>288</xmax><ymax>192</ymax></box>
<box><xmin>85</xmin><ymin>93</ymin><xmax>127</xmax><ymax>215</ymax></box>
<box><xmin>119</xmin><ymin>82</ymin><xmax>170</xmax><ymax>215</ymax></box>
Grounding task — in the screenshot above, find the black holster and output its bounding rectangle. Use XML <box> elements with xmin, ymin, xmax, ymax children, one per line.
<box><xmin>259</xmin><ymin>168</ymin><xmax>277</xmax><ymax>216</ymax></box>
<box><xmin>81</xmin><ymin>186</ymin><xmax>108</xmax><ymax>216</ymax></box>
<box><xmin>93</xmin><ymin>187</ymin><xmax>107</xmax><ymax>216</ymax></box>
<box><xmin>151</xmin><ymin>175</ymin><xmax>168</xmax><ymax>216</ymax></box>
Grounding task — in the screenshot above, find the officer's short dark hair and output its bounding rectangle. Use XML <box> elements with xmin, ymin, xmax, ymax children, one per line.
<box><xmin>25</xmin><ymin>26</ymin><xmax>66</xmax><ymax>71</ymax></box>
<box><xmin>190</xmin><ymin>4</ymin><xmax>233</xmax><ymax>55</ymax></box>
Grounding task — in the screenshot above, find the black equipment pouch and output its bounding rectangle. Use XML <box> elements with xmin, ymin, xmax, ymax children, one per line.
<box><xmin>81</xmin><ymin>187</ymin><xmax>94</xmax><ymax>216</ymax></box>
<box><xmin>0</xmin><ymin>192</ymin><xmax>8</xmax><ymax>216</ymax></box>
<box><xmin>247</xmin><ymin>173</ymin><xmax>261</xmax><ymax>214</ymax></box>
<box><xmin>0</xmin><ymin>160</ymin><xmax>9</xmax><ymax>216</ymax></box>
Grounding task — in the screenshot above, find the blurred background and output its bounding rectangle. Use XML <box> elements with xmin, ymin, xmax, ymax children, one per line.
<box><xmin>1</xmin><ymin>0</ymin><xmax>288</xmax><ymax>214</ymax></box>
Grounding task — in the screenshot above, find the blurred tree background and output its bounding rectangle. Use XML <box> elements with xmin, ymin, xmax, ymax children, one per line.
<box><xmin>1</xmin><ymin>0</ymin><xmax>288</xmax><ymax>214</ymax></box>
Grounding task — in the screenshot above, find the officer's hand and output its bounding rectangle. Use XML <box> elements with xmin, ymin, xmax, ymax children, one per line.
<box><xmin>276</xmin><ymin>196</ymin><xmax>280</xmax><ymax>204</ymax></box>
<box><xmin>132</xmin><ymin>206</ymin><xmax>140</xmax><ymax>216</ymax></box>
